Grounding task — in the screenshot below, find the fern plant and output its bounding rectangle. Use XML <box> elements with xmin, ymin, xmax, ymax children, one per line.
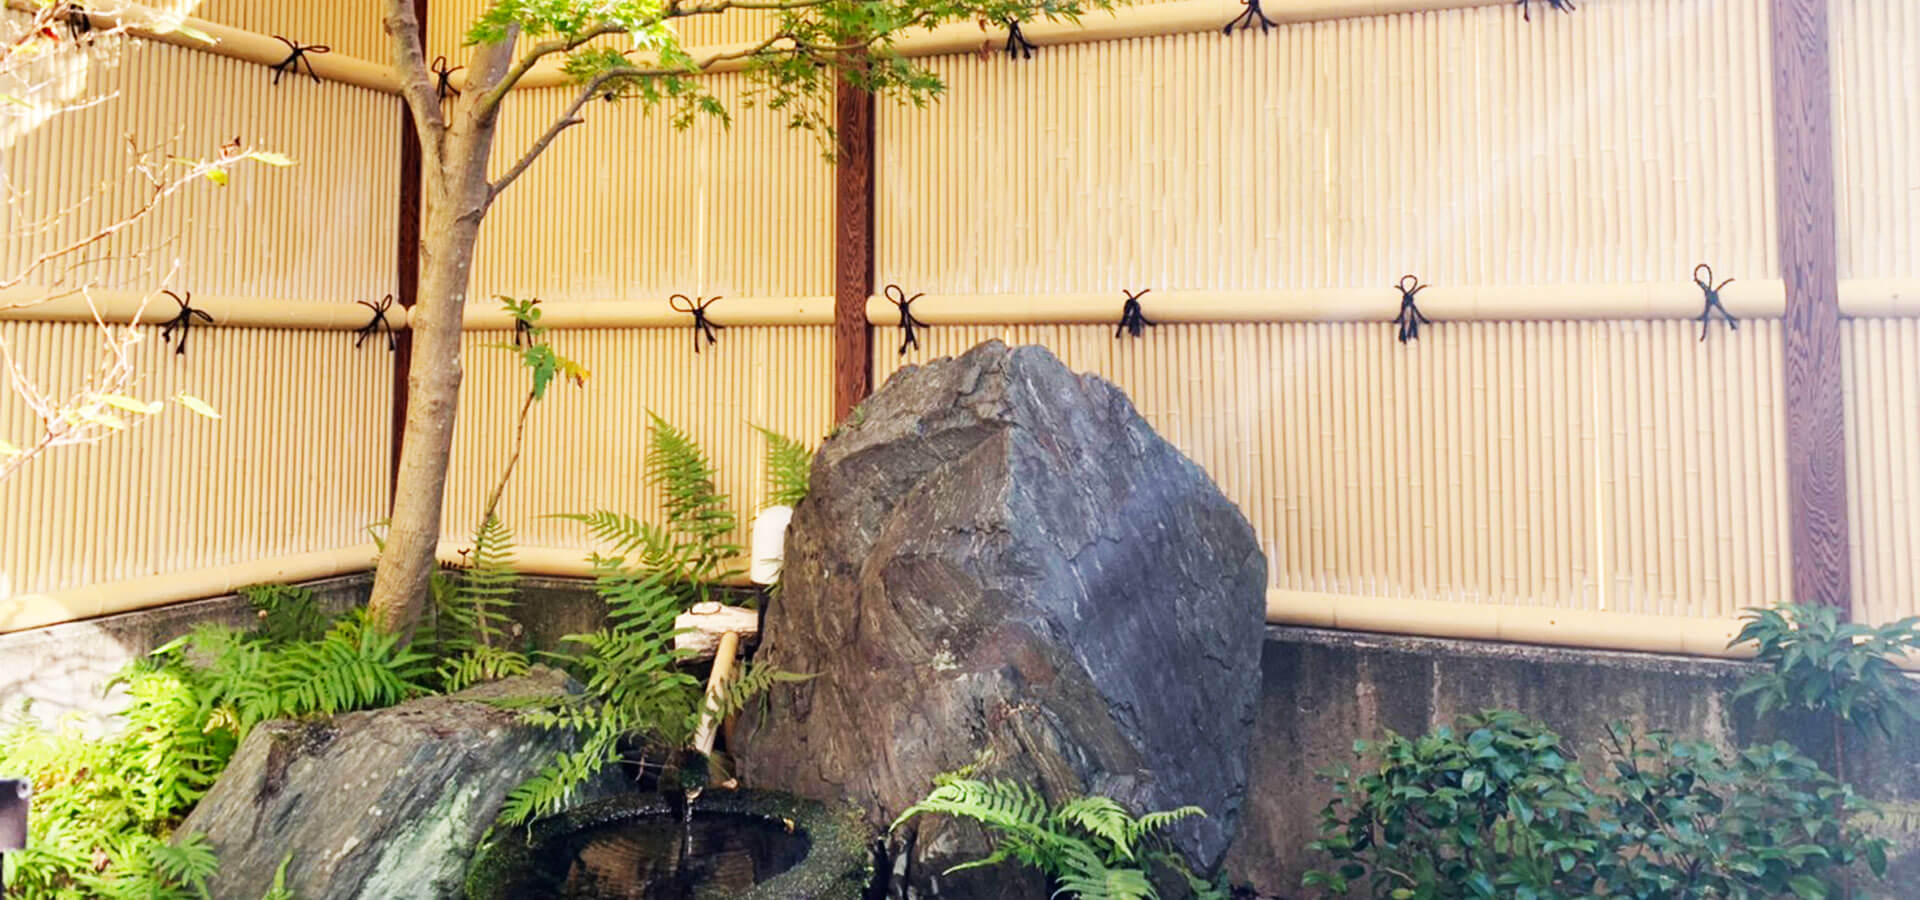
<box><xmin>892</xmin><ymin>773</ymin><xmax>1212</xmax><ymax>900</ymax></box>
<box><xmin>646</xmin><ymin>412</ymin><xmax>743</xmax><ymax>585</ymax></box>
<box><xmin>425</xmin><ymin>514</ymin><xmax>531</xmax><ymax>691</ymax></box>
<box><xmin>754</xmin><ymin>425</ymin><xmax>812</xmax><ymax>507</ymax></box>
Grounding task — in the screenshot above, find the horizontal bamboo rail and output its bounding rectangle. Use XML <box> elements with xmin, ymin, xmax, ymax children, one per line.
<box><xmin>0</xmin><ymin>544</ymin><xmax>379</xmax><ymax>633</ymax></box>
<box><xmin>433</xmin><ymin>541</ymin><xmax>755</xmax><ymax>585</ymax></box>
<box><xmin>1266</xmin><ymin>589</ymin><xmax>1757</xmax><ymax>659</ymax></box>
<box><xmin>867</xmin><ymin>282</ymin><xmax>1794</xmax><ymax>326</ymax></box>
<box><xmin>0</xmin><ymin>289</ymin><xmax>412</xmax><ymax>330</ymax></box>
<box><xmin>9</xmin><ymin>3</ymin><xmax>401</xmax><ymax>94</ymax></box>
<box><xmin>13</xmin><ymin>282</ymin><xmax>1919</xmax><ymax>331</ymax></box>
<box><xmin>457</xmin><ymin>296</ymin><xmax>835</xmax><ymax>330</ymax></box>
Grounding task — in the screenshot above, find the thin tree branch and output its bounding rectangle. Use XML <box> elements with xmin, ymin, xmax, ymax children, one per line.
<box><xmin>489</xmin><ymin>33</ymin><xmax>788</xmax><ymax>201</ymax></box>
<box><xmin>382</xmin><ymin>0</ymin><xmax>446</xmax><ymax>150</ymax></box>
<box><xmin>471</xmin><ymin>0</ymin><xmax>840</xmax><ymax>121</ymax></box>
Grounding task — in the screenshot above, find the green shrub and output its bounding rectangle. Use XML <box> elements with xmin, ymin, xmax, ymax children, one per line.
<box><xmin>1305</xmin><ymin>710</ymin><xmax>1602</xmax><ymax>898</ymax></box>
<box><xmin>1305</xmin><ymin>711</ymin><xmax>1889</xmax><ymax>899</ymax></box>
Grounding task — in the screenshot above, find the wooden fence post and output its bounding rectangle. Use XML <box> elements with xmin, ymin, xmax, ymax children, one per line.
<box><xmin>833</xmin><ymin>69</ymin><xmax>875</xmax><ymax>424</ymax></box>
<box><xmin>1771</xmin><ymin>0</ymin><xmax>1850</xmax><ymax>612</ymax></box>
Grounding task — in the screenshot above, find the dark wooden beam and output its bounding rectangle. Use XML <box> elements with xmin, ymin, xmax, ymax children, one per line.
<box><xmin>1771</xmin><ymin>0</ymin><xmax>1850</xmax><ymax>611</ymax></box>
<box><xmin>391</xmin><ymin>0</ymin><xmax>427</xmax><ymax>505</ymax></box>
<box><xmin>833</xmin><ymin>69</ymin><xmax>875</xmax><ymax>423</ymax></box>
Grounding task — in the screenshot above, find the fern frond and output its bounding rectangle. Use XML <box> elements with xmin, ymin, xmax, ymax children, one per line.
<box><xmin>691</xmin><ymin>662</ymin><xmax>815</xmax><ymax>736</ymax></box>
<box><xmin>440</xmin><ymin>645</ymin><xmax>533</xmax><ymax>692</ymax></box>
<box><xmin>645</xmin><ymin>412</ymin><xmax>742</xmax><ymax>581</ymax></box>
<box><xmin>239</xmin><ymin>583</ymin><xmax>330</xmax><ymax>644</ymax></box>
<box><xmin>754</xmin><ymin>425</ymin><xmax>813</xmax><ymax>507</ymax></box>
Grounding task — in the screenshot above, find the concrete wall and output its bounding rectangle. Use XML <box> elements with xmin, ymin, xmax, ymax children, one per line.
<box><xmin>1229</xmin><ymin>626</ymin><xmax>1920</xmax><ymax>896</ymax></box>
<box><xmin>0</xmin><ymin>575</ymin><xmax>656</xmax><ymax>727</ymax></box>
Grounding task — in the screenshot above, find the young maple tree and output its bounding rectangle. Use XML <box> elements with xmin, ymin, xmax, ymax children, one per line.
<box><xmin>371</xmin><ymin>0</ymin><xmax>1114</xmax><ymax>631</ymax></box>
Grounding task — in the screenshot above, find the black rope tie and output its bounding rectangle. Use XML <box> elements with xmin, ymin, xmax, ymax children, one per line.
<box><xmin>1518</xmin><ymin>0</ymin><xmax>1576</xmax><ymax>21</ymax></box>
<box><xmin>1115</xmin><ymin>289</ymin><xmax>1154</xmax><ymax>339</ymax></box>
<box><xmin>64</xmin><ymin>3</ymin><xmax>94</xmax><ymax>42</ymax></box>
<box><xmin>355</xmin><ymin>294</ymin><xmax>397</xmax><ymax>352</ymax></box>
<box><xmin>1394</xmin><ymin>275</ymin><xmax>1432</xmax><ymax>343</ymax></box>
<box><xmin>1004</xmin><ymin>19</ymin><xmax>1037</xmax><ymax>59</ymax></box>
<box><xmin>270</xmin><ymin>36</ymin><xmax>329</xmax><ymax>86</ymax></box>
<box><xmin>1223</xmin><ymin>0</ymin><xmax>1276</xmax><ymax>35</ymax></box>
<box><xmin>1693</xmin><ymin>263</ymin><xmax>1738</xmax><ymax>341</ymax></box>
<box><xmin>159</xmin><ymin>290</ymin><xmax>213</xmax><ymax>357</ymax></box>
<box><xmin>671</xmin><ymin>294</ymin><xmax>724</xmax><ymax>353</ymax></box>
<box><xmin>431</xmin><ymin>55</ymin><xmax>463</xmax><ymax>107</ymax></box>
<box><xmin>885</xmin><ymin>284</ymin><xmax>928</xmax><ymax>355</ymax></box>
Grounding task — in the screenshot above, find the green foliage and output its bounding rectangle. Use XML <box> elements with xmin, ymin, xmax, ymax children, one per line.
<box><xmin>645</xmin><ymin>412</ymin><xmax>742</xmax><ymax>585</ymax></box>
<box><xmin>157</xmin><ymin>610</ymin><xmax>437</xmax><ymax>734</ymax></box>
<box><xmin>2</xmin><ymin>587</ymin><xmax>431</xmax><ymax>896</ymax></box>
<box><xmin>1304</xmin><ymin>711</ymin><xmax>1889</xmax><ymax>899</ymax></box>
<box><xmin>891</xmin><ymin>772</ymin><xmax>1207</xmax><ymax>900</ymax></box>
<box><xmin>1305</xmin><ymin>710</ymin><xmax>1602</xmax><ymax>898</ymax></box>
<box><xmin>485</xmin><ymin>295</ymin><xmax>589</xmax><ymax>400</ymax></box>
<box><xmin>499</xmin><ymin>422</ymin><xmax>808</xmax><ymax>826</ymax></box>
<box><xmin>1730</xmin><ymin>604</ymin><xmax>1920</xmax><ymax>739</ymax></box>
<box><xmin>755</xmin><ymin>425</ymin><xmax>812</xmax><ymax>507</ymax></box>
<box><xmin>425</xmin><ymin>514</ymin><xmax>531</xmax><ymax>691</ymax></box>
<box><xmin>1595</xmin><ymin>725</ymin><xmax>1886</xmax><ymax>899</ymax></box>
<box><xmin>462</xmin><ymin>0</ymin><xmax>1120</xmax><ymax>154</ymax></box>
<box><xmin>240</xmin><ymin>583</ymin><xmax>330</xmax><ymax>644</ymax></box>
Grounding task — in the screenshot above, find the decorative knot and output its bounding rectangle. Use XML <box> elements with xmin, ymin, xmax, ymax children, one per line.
<box><xmin>1518</xmin><ymin>0</ymin><xmax>1576</xmax><ymax>22</ymax></box>
<box><xmin>270</xmin><ymin>36</ymin><xmax>329</xmax><ymax>86</ymax></box>
<box><xmin>671</xmin><ymin>294</ymin><xmax>724</xmax><ymax>353</ymax></box>
<box><xmin>1693</xmin><ymin>263</ymin><xmax>1737</xmax><ymax>341</ymax></box>
<box><xmin>1394</xmin><ymin>275</ymin><xmax>1432</xmax><ymax>343</ymax></box>
<box><xmin>355</xmin><ymin>294</ymin><xmax>397</xmax><ymax>351</ymax></box>
<box><xmin>886</xmin><ymin>284</ymin><xmax>928</xmax><ymax>355</ymax></box>
<box><xmin>431</xmin><ymin>55</ymin><xmax>463</xmax><ymax>106</ymax></box>
<box><xmin>1223</xmin><ymin>0</ymin><xmax>1276</xmax><ymax>35</ymax></box>
<box><xmin>1005</xmin><ymin>19</ymin><xmax>1037</xmax><ymax>59</ymax></box>
<box><xmin>1115</xmin><ymin>288</ymin><xmax>1155</xmax><ymax>339</ymax></box>
<box><xmin>159</xmin><ymin>290</ymin><xmax>214</xmax><ymax>357</ymax></box>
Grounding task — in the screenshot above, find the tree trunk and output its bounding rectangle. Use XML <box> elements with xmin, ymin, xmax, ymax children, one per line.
<box><xmin>367</xmin><ymin>121</ymin><xmax>500</xmax><ymax>634</ymax></box>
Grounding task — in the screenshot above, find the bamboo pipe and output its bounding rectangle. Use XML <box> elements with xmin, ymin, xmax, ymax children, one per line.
<box><xmin>0</xmin><ymin>288</ymin><xmax>412</xmax><ymax>330</ymax></box>
<box><xmin>1837</xmin><ymin>279</ymin><xmax>1920</xmax><ymax>317</ymax></box>
<box><xmin>691</xmin><ymin>630</ymin><xmax>742</xmax><ymax>756</ymax></box>
<box><xmin>1</xmin><ymin>3</ymin><xmax>401</xmax><ymax>94</ymax></box>
<box><xmin>457</xmin><ymin>296</ymin><xmax>835</xmax><ymax>330</ymax></box>
<box><xmin>864</xmin><ymin>282</ymin><xmax>1791</xmax><ymax>327</ymax></box>
<box><xmin>0</xmin><ymin>544</ymin><xmax>379</xmax><ymax>634</ymax></box>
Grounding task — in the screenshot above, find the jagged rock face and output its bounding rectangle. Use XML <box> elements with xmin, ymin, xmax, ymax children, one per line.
<box><xmin>177</xmin><ymin>669</ymin><xmax>623</xmax><ymax>900</ymax></box>
<box><xmin>735</xmin><ymin>341</ymin><xmax>1268</xmax><ymax>898</ymax></box>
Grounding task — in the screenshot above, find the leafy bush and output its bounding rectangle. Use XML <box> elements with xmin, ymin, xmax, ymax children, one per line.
<box><xmin>1305</xmin><ymin>710</ymin><xmax>1602</xmax><ymax>898</ymax></box>
<box><xmin>1730</xmin><ymin>604</ymin><xmax>1920</xmax><ymax>770</ymax></box>
<box><xmin>891</xmin><ymin>767</ymin><xmax>1219</xmax><ymax>900</ymax></box>
<box><xmin>1596</xmin><ymin>725</ymin><xmax>1884</xmax><ymax>899</ymax></box>
<box><xmin>1305</xmin><ymin>711</ymin><xmax>1889</xmax><ymax>899</ymax></box>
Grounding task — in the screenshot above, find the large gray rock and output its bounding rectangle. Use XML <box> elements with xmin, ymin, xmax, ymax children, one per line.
<box><xmin>177</xmin><ymin>669</ymin><xmax>623</xmax><ymax>899</ymax></box>
<box><xmin>736</xmin><ymin>341</ymin><xmax>1267</xmax><ymax>897</ymax></box>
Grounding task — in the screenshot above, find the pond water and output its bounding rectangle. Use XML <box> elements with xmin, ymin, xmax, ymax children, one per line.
<box><xmin>516</xmin><ymin>810</ymin><xmax>813</xmax><ymax>899</ymax></box>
